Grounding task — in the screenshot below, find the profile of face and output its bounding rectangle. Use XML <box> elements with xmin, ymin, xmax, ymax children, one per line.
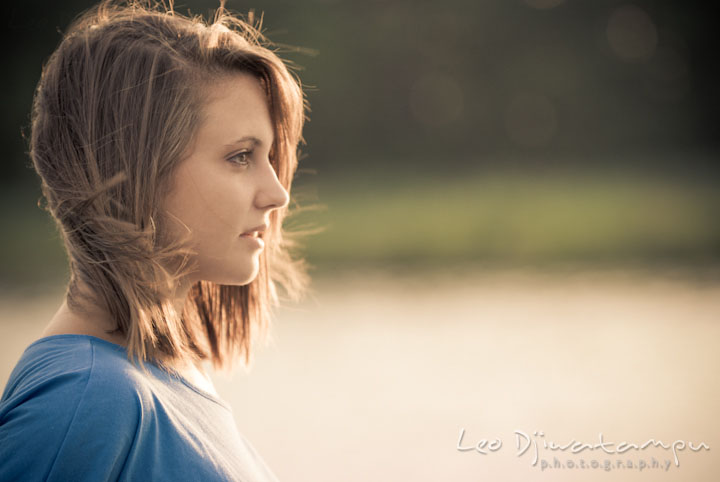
<box><xmin>162</xmin><ymin>73</ymin><xmax>289</xmax><ymax>286</ymax></box>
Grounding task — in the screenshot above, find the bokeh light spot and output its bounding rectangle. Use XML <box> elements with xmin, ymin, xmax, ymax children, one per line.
<box><xmin>606</xmin><ymin>4</ymin><xmax>658</xmax><ymax>62</ymax></box>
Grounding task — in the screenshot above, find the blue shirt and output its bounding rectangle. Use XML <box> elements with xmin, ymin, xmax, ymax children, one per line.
<box><xmin>0</xmin><ymin>335</ymin><xmax>280</xmax><ymax>481</ymax></box>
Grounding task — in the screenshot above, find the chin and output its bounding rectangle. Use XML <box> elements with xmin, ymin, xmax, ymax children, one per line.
<box><xmin>237</xmin><ymin>272</ymin><xmax>259</xmax><ymax>286</ymax></box>
<box><xmin>232</xmin><ymin>262</ymin><xmax>261</xmax><ymax>286</ymax></box>
<box><xmin>201</xmin><ymin>257</ymin><xmax>260</xmax><ymax>286</ymax></box>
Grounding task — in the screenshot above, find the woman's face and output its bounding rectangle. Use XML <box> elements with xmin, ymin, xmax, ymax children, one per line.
<box><xmin>162</xmin><ymin>73</ymin><xmax>289</xmax><ymax>286</ymax></box>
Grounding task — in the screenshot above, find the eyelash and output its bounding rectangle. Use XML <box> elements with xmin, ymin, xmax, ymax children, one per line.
<box><xmin>227</xmin><ymin>150</ymin><xmax>252</xmax><ymax>166</ymax></box>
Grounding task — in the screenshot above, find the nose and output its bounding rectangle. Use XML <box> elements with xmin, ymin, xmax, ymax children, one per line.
<box><xmin>255</xmin><ymin>160</ymin><xmax>290</xmax><ymax>211</ymax></box>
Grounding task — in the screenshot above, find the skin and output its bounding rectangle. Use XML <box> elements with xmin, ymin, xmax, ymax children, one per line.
<box><xmin>41</xmin><ymin>73</ymin><xmax>289</xmax><ymax>393</ymax></box>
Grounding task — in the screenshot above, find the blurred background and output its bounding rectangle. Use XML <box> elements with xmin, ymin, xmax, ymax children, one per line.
<box><xmin>1</xmin><ymin>1</ymin><xmax>718</xmax><ymax>481</ymax></box>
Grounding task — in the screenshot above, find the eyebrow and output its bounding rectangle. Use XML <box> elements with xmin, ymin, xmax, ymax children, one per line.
<box><xmin>223</xmin><ymin>136</ymin><xmax>268</xmax><ymax>149</ymax></box>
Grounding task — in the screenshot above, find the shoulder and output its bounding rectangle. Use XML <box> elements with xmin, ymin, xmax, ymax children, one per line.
<box><xmin>0</xmin><ymin>335</ymin><xmax>151</xmax><ymax>481</ymax></box>
<box><xmin>1</xmin><ymin>335</ymin><xmax>149</xmax><ymax>413</ymax></box>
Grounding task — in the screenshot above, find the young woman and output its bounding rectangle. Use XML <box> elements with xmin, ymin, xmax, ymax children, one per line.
<box><xmin>0</xmin><ymin>1</ymin><xmax>308</xmax><ymax>480</ymax></box>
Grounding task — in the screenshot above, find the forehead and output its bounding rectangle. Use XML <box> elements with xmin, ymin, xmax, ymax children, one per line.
<box><xmin>195</xmin><ymin>73</ymin><xmax>274</xmax><ymax>147</ymax></box>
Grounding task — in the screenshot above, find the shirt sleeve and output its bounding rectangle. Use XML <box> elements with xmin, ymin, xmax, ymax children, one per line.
<box><xmin>0</xmin><ymin>341</ymin><xmax>141</xmax><ymax>482</ymax></box>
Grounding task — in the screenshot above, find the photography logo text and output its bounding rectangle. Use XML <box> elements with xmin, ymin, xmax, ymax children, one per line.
<box><xmin>456</xmin><ymin>428</ymin><xmax>710</xmax><ymax>472</ymax></box>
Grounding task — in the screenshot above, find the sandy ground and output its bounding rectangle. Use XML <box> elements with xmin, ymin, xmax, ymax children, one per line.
<box><xmin>1</xmin><ymin>267</ymin><xmax>718</xmax><ymax>481</ymax></box>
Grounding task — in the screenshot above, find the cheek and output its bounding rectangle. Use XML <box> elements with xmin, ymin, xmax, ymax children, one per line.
<box><xmin>164</xmin><ymin>168</ymin><xmax>249</xmax><ymax>245</ymax></box>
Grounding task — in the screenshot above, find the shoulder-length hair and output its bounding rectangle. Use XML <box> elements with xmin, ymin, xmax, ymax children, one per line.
<box><xmin>30</xmin><ymin>0</ymin><xmax>308</xmax><ymax>370</ymax></box>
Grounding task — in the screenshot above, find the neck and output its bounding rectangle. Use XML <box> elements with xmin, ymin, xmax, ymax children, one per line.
<box><xmin>52</xmin><ymin>275</ymin><xmax>199</xmax><ymax>345</ymax></box>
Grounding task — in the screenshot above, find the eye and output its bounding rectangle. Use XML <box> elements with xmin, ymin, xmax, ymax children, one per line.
<box><xmin>227</xmin><ymin>150</ymin><xmax>252</xmax><ymax>166</ymax></box>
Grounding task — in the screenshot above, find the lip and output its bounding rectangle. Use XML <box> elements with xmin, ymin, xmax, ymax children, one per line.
<box><xmin>240</xmin><ymin>234</ymin><xmax>265</xmax><ymax>250</ymax></box>
<box><xmin>240</xmin><ymin>224</ymin><xmax>268</xmax><ymax>237</ymax></box>
<box><xmin>239</xmin><ymin>224</ymin><xmax>267</xmax><ymax>250</ymax></box>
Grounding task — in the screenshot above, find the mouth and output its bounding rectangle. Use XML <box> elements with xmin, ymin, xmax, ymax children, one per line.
<box><xmin>239</xmin><ymin>231</ymin><xmax>265</xmax><ymax>250</ymax></box>
<box><xmin>240</xmin><ymin>224</ymin><xmax>268</xmax><ymax>238</ymax></box>
<box><xmin>240</xmin><ymin>224</ymin><xmax>268</xmax><ymax>250</ymax></box>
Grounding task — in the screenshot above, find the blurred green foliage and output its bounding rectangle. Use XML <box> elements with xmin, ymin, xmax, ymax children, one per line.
<box><xmin>293</xmin><ymin>166</ymin><xmax>720</xmax><ymax>268</ymax></box>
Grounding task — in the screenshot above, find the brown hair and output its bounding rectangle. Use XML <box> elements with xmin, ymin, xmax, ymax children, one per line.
<box><xmin>30</xmin><ymin>1</ymin><xmax>308</xmax><ymax>370</ymax></box>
